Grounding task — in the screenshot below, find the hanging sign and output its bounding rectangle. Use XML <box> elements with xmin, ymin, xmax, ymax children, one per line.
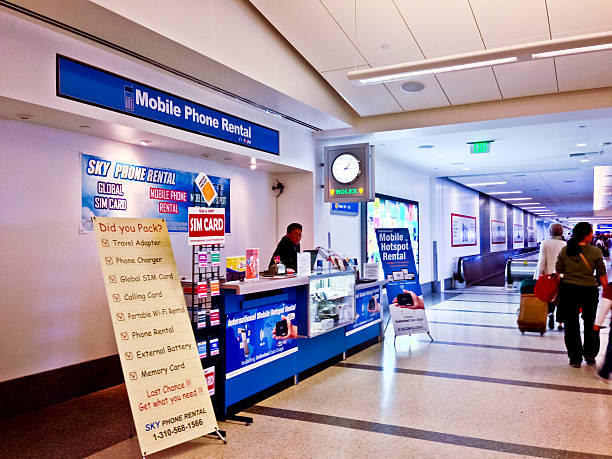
<box><xmin>188</xmin><ymin>208</ymin><xmax>226</xmax><ymax>245</ymax></box>
<box><xmin>92</xmin><ymin>217</ymin><xmax>218</xmax><ymax>456</ymax></box>
<box><xmin>58</xmin><ymin>55</ymin><xmax>280</xmax><ymax>155</ymax></box>
<box><xmin>81</xmin><ymin>153</ymin><xmax>230</xmax><ymax>233</ymax></box>
<box><xmin>330</xmin><ymin>202</ymin><xmax>359</xmax><ymax>216</ymax></box>
<box><xmin>376</xmin><ymin>228</ymin><xmax>429</xmax><ymax>336</ymax></box>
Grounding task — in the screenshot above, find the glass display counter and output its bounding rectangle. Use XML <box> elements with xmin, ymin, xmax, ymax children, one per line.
<box><xmin>307</xmin><ymin>271</ymin><xmax>356</xmax><ymax>337</ymax></box>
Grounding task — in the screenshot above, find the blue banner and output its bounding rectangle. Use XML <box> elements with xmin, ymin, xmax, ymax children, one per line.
<box><xmin>330</xmin><ymin>202</ymin><xmax>359</xmax><ymax>216</ymax></box>
<box><xmin>81</xmin><ymin>153</ymin><xmax>230</xmax><ymax>233</ymax></box>
<box><xmin>376</xmin><ymin>228</ymin><xmax>429</xmax><ymax>335</ymax></box>
<box><xmin>226</xmin><ymin>302</ymin><xmax>298</xmax><ymax>379</ymax></box>
<box><xmin>57</xmin><ymin>55</ymin><xmax>280</xmax><ymax>155</ymax></box>
<box><xmin>346</xmin><ymin>286</ymin><xmax>381</xmax><ymax>335</ymax></box>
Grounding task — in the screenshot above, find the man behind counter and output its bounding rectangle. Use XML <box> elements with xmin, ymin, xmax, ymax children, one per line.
<box><xmin>269</xmin><ymin>223</ymin><xmax>302</xmax><ymax>271</ymax></box>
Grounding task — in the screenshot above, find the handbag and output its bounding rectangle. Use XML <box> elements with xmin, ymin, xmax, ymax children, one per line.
<box><xmin>535</xmin><ymin>272</ymin><xmax>560</xmax><ymax>303</ymax></box>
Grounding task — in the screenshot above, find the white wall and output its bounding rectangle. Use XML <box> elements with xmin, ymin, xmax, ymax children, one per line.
<box><xmin>490</xmin><ymin>198</ymin><xmax>508</xmax><ymax>252</ymax></box>
<box><xmin>440</xmin><ymin>180</ymin><xmax>481</xmax><ymax>279</ymax></box>
<box><xmin>0</xmin><ymin>120</ymin><xmax>283</xmax><ymax>382</ymax></box>
<box><xmin>274</xmin><ymin>171</ymin><xmax>315</xmax><ymax>252</ymax></box>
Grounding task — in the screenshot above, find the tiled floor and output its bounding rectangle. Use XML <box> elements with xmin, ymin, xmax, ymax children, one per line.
<box><xmin>87</xmin><ymin>288</ymin><xmax>612</xmax><ymax>458</ymax></box>
<box><xmin>1</xmin><ymin>289</ymin><xmax>609</xmax><ymax>458</ymax></box>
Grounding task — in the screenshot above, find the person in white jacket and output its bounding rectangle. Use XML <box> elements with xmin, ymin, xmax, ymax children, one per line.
<box><xmin>534</xmin><ymin>223</ymin><xmax>567</xmax><ymax>330</ymax></box>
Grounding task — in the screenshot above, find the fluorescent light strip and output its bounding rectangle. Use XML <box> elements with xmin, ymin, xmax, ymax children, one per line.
<box><xmin>488</xmin><ymin>191</ymin><xmax>523</xmax><ymax>195</ymax></box>
<box><xmin>465</xmin><ymin>181</ymin><xmax>507</xmax><ymax>186</ymax></box>
<box><xmin>359</xmin><ymin>57</ymin><xmax>518</xmax><ymax>84</ymax></box>
<box><xmin>504</xmin><ymin>198</ymin><xmax>533</xmax><ymax>201</ymax></box>
<box><xmin>532</xmin><ymin>42</ymin><xmax>612</xmax><ymax>59</ymax></box>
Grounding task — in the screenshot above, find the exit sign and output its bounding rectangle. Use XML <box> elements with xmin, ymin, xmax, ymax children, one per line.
<box><xmin>468</xmin><ymin>140</ymin><xmax>493</xmax><ymax>154</ymax></box>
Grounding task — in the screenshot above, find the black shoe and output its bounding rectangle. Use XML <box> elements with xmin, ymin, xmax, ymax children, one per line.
<box><xmin>548</xmin><ymin>314</ymin><xmax>555</xmax><ymax>330</ymax></box>
<box><xmin>585</xmin><ymin>358</ymin><xmax>596</xmax><ymax>365</ymax></box>
<box><xmin>570</xmin><ymin>361</ymin><xmax>582</xmax><ymax>368</ymax></box>
<box><xmin>558</xmin><ymin>324</ymin><xmax>564</xmax><ymax>331</ymax></box>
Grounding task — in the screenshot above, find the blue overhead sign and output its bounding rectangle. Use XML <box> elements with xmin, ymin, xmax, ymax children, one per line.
<box><xmin>330</xmin><ymin>202</ymin><xmax>359</xmax><ymax>216</ymax></box>
<box><xmin>56</xmin><ymin>55</ymin><xmax>280</xmax><ymax>155</ymax></box>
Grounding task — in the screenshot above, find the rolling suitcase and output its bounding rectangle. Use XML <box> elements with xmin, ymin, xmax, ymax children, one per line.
<box><xmin>517</xmin><ymin>294</ymin><xmax>548</xmax><ymax>335</ymax></box>
<box><xmin>520</xmin><ymin>279</ymin><xmax>537</xmax><ymax>295</ymax></box>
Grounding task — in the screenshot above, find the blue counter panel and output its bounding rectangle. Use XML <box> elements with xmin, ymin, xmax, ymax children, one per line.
<box><xmin>297</xmin><ymin>328</ymin><xmax>346</xmax><ymax>373</ymax></box>
<box><xmin>345</xmin><ymin>320</ymin><xmax>381</xmax><ymax>350</ymax></box>
<box><xmin>225</xmin><ymin>353</ymin><xmax>297</xmax><ymax>407</ymax></box>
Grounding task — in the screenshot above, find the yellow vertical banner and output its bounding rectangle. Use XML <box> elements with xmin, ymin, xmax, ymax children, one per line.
<box><xmin>92</xmin><ymin>217</ymin><xmax>218</xmax><ymax>456</ymax></box>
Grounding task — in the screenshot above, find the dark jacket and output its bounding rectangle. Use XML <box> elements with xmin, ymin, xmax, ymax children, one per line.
<box><xmin>269</xmin><ymin>236</ymin><xmax>300</xmax><ymax>271</ymax></box>
<box><xmin>556</xmin><ymin>244</ymin><xmax>606</xmax><ymax>287</ymax></box>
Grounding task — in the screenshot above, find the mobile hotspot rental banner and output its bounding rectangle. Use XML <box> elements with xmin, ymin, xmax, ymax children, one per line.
<box><xmin>376</xmin><ymin>228</ymin><xmax>429</xmax><ymax>335</ymax></box>
<box><xmin>225</xmin><ymin>302</ymin><xmax>298</xmax><ymax>379</ymax></box>
<box><xmin>345</xmin><ymin>285</ymin><xmax>382</xmax><ymax>336</ymax></box>
<box><xmin>81</xmin><ymin>153</ymin><xmax>230</xmax><ymax>233</ymax></box>
<box><xmin>92</xmin><ymin>217</ymin><xmax>217</xmax><ymax>456</ymax></box>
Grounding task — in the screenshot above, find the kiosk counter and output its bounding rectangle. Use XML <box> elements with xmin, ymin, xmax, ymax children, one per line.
<box><xmin>219</xmin><ymin>272</ymin><xmax>384</xmax><ymax>416</ymax></box>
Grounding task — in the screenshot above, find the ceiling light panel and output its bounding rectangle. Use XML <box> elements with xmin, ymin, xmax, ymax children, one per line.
<box><xmin>489</xmin><ymin>191</ymin><xmax>523</xmax><ymax>195</ymax></box>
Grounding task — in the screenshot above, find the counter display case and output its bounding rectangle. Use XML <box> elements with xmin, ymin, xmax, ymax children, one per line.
<box><xmin>307</xmin><ymin>271</ymin><xmax>356</xmax><ymax>337</ymax></box>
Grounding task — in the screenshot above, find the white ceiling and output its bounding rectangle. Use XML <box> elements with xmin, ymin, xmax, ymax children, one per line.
<box><xmin>319</xmin><ymin>108</ymin><xmax>612</xmax><ymax>217</ymax></box>
<box><xmin>249</xmin><ymin>0</ymin><xmax>612</xmax><ymax>117</ymax></box>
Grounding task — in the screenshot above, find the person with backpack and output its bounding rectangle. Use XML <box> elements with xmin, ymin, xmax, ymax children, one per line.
<box><xmin>555</xmin><ymin>222</ymin><xmax>608</xmax><ymax>367</ymax></box>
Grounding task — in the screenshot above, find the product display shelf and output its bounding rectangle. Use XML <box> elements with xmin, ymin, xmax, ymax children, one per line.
<box><xmin>190</xmin><ymin>243</ymin><xmax>224</xmax><ymax>419</ymax></box>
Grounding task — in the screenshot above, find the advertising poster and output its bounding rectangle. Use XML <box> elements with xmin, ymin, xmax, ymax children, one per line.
<box><xmin>366</xmin><ymin>195</ymin><xmax>419</xmax><ymax>280</ymax></box>
<box><xmin>225</xmin><ymin>302</ymin><xmax>298</xmax><ymax>379</ymax></box>
<box><xmin>514</xmin><ymin>224</ymin><xmax>524</xmax><ymax>244</ymax></box>
<box><xmin>376</xmin><ymin>228</ymin><xmax>429</xmax><ymax>336</ymax></box>
<box><xmin>81</xmin><ymin>153</ymin><xmax>230</xmax><ymax>233</ymax></box>
<box><xmin>451</xmin><ymin>213</ymin><xmax>477</xmax><ymax>247</ymax></box>
<box><xmin>92</xmin><ymin>217</ymin><xmax>217</xmax><ymax>456</ymax></box>
<box><xmin>527</xmin><ymin>226</ymin><xmax>536</xmax><ymax>243</ymax></box>
<box><xmin>245</xmin><ymin>248</ymin><xmax>260</xmax><ymax>280</ymax></box>
<box><xmin>345</xmin><ymin>286</ymin><xmax>382</xmax><ymax>336</ymax></box>
<box><xmin>491</xmin><ymin>220</ymin><xmax>506</xmax><ymax>245</ymax></box>
<box><xmin>188</xmin><ymin>208</ymin><xmax>226</xmax><ymax>245</ymax></box>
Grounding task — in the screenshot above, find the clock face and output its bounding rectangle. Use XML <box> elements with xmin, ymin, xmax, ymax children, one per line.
<box><xmin>331</xmin><ymin>153</ymin><xmax>361</xmax><ymax>184</ymax></box>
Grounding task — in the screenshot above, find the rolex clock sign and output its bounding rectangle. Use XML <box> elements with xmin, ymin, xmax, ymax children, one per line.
<box><xmin>324</xmin><ymin>143</ymin><xmax>375</xmax><ymax>203</ymax></box>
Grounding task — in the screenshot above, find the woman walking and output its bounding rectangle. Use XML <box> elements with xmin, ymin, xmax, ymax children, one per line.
<box><xmin>555</xmin><ymin>222</ymin><xmax>607</xmax><ymax>367</ymax></box>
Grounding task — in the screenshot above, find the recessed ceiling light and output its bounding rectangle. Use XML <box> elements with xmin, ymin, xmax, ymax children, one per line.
<box><xmin>504</xmin><ymin>197</ymin><xmax>533</xmax><ymax>201</ymax></box>
<box><xmin>250</xmin><ymin>164</ymin><xmax>257</xmax><ymax>170</ymax></box>
<box><xmin>580</xmin><ymin>159</ymin><xmax>590</xmax><ymax>162</ymax></box>
<box><xmin>438</xmin><ymin>154</ymin><xmax>445</xmax><ymax>158</ymax></box>
<box><xmin>489</xmin><ymin>191</ymin><xmax>523</xmax><ymax>195</ymax></box>
<box><xmin>418</xmin><ymin>145</ymin><xmax>435</xmax><ymax>149</ymax></box>
<box><xmin>465</xmin><ymin>181</ymin><xmax>507</xmax><ymax>186</ymax></box>
<box><xmin>251</xmin><ymin>157</ymin><xmax>257</xmax><ymax>165</ymax></box>
<box><xmin>139</xmin><ymin>140</ymin><xmax>152</xmax><ymax>146</ymax></box>
<box><xmin>462</xmin><ymin>168</ymin><xmax>471</xmax><ymax>171</ymax></box>
<box><xmin>401</xmin><ymin>81</ymin><xmax>425</xmax><ymax>92</ymax></box>
<box><xmin>576</xmin><ymin>143</ymin><xmax>587</xmax><ymax>147</ymax></box>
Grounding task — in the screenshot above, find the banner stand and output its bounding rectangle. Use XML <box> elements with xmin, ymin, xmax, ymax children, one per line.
<box><xmin>375</xmin><ymin>228</ymin><xmax>433</xmax><ymax>347</ymax></box>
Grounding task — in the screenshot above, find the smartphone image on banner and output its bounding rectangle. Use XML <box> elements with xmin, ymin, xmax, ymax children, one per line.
<box><xmin>396</xmin><ymin>293</ymin><xmax>414</xmax><ymax>306</ymax></box>
<box><xmin>124</xmin><ymin>85</ymin><xmax>134</xmax><ymax>111</ymax></box>
<box><xmin>238</xmin><ymin>328</ymin><xmax>249</xmax><ymax>356</ymax></box>
<box><xmin>275</xmin><ymin>319</ymin><xmax>288</xmax><ymax>337</ymax></box>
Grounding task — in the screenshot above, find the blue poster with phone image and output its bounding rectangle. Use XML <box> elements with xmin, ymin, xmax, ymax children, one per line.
<box><xmin>225</xmin><ymin>302</ymin><xmax>298</xmax><ymax>379</ymax></box>
<box><xmin>376</xmin><ymin>228</ymin><xmax>429</xmax><ymax>335</ymax></box>
<box><xmin>346</xmin><ymin>286</ymin><xmax>381</xmax><ymax>335</ymax></box>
